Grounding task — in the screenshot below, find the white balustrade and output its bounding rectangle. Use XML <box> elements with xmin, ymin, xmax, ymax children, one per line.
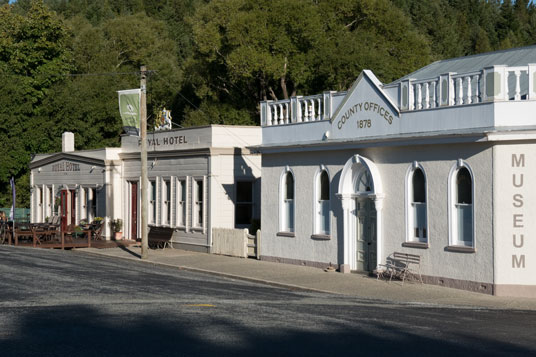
<box><xmin>260</xmin><ymin>65</ymin><xmax>535</xmax><ymax>126</ymax></box>
<box><xmin>456</xmin><ymin>78</ymin><xmax>463</xmax><ymax>105</ymax></box>
<box><xmin>472</xmin><ymin>74</ymin><xmax>480</xmax><ymax>103</ymax></box>
<box><xmin>424</xmin><ymin>83</ymin><xmax>429</xmax><ymax>109</ymax></box>
<box><xmin>466</xmin><ymin>76</ymin><xmax>472</xmax><ymax>105</ymax></box>
<box><xmin>514</xmin><ymin>70</ymin><xmax>521</xmax><ymax>101</ymax></box>
<box><xmin>416</xmin><ymin>83</ymin><xmax>422</xmax><ymax>110</ymax></box>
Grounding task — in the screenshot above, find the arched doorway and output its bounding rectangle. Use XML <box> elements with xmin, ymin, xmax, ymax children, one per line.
<box><xmin>337</xmin><ymin>155</ymin><xmax>384</xmax><ymax>273</ymax></box>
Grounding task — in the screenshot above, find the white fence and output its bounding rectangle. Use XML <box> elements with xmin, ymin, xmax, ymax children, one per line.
<box><xmin>212</xmin><ymin>228</ymin><xmax>260</xmax><ymax>259</ymax></box>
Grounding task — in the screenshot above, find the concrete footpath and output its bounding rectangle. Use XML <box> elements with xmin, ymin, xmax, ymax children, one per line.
<box><xmin>78</xmin><ymin>246</ymin><xmax>536</xmax><ymax>311</ymax></box>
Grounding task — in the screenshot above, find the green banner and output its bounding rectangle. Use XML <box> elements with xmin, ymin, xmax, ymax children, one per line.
<box><xmin>118</xmin><ymin>89</ymin><xmax>141</xmax><ymax>134</ymax></box>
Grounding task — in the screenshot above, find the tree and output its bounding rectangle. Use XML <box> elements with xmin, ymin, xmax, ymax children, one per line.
<box><xmin>0</xmin><ymin>0</ymin><xmax>71</xmax><ymax>207</ymax></box>
<box><xmin>183</xmin><ymin>0</ymin><xmax>431</xmax><ymax>126</ymax></box>
<box><xmin>39</xmin><ymin>12</ymin><xmax>183</xmax><ymax>149</ymax></box>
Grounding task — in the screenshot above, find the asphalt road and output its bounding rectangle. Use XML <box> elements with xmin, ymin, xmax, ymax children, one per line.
<box><xmin>0</xmin><ymin>246</ymin><xmax>535</xmax><ymax>357</ymax></box>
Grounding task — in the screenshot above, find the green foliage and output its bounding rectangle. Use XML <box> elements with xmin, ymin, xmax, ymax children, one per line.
<box><xmin>183</xmin><ymin>0</ymin><xmax>431</xmax><ymax>126</ymax></box>
<box><xmin>4</xmin><ymin>0</ymin><xmax>536</xmax><ymax>208</ymax></box>
<box><xmin>0</xmin><ymin>0</ymin><xmax>71</xmax><ymax>207</ymax></box>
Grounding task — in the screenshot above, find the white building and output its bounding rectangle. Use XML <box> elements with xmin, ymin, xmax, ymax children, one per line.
<box><xmin>30</xmin><ymin>126</ymin><xmax>261</xmax><ymax>252</ymax></box>
<box><xmin>259</xmin><ymin>46</ymin><xmax>536</xmax><ymax>297</ymax></box>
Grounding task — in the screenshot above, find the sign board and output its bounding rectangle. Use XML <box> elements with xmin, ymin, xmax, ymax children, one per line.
<box><xmin>494</xmin><ymin>144</ymin><xmax>536</xmax><ymax>287</ymax></box>
<box><xmin>118</xmin><ymin>89</ymin><xmax>141</xmax><ymax>135</ymax></box>
<box><xmin>329</xmin><ymin>71</ymin><xmax>400</xmax><ymax>140</ymax></box>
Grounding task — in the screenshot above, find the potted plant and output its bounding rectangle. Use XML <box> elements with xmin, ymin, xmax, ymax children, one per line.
<box><xmin>110</xmin><ymin>218</ymin><xmax>123</xmax><ymax>240</ymax></box>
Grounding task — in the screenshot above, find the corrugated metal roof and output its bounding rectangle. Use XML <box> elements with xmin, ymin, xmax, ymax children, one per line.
<box><xmin>389</xmin><ymin>45</ymin><xmax>536</xmax><ymax>85</ymax></box>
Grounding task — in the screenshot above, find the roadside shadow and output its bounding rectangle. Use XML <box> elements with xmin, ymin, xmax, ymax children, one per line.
<box><xmin>119</xmin><ymin>245</ymin><xmax>141</xmax><ymax>258</ymax></box>
<box><xmin>1</xmin><ymin>304</ymin><xmax>534</xmax><ymax>356</ymax></box>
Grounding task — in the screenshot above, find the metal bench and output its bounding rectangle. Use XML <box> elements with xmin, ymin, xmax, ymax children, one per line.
<box><xmin>378</xmin><ymin>252</ymin><xmax>423</xmax><ymax>284</ymax></box>
<box><xmin>148</xmin><ymin>226</ymin><xmax>173</xmax><ymax>249</ymax></box>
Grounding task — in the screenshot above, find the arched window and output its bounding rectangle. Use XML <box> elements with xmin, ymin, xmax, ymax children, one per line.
<box><xmin>449</xmin><ymin>161</ymin><xmax>474</xmax><ymax>247</ymax></box>
<box><xmin>406</xmin><ymin>164</ymin><xmax>428</xmax><ymax>243</ymax></box>
<box><xmin>355</xmin><ymin>168</ymin><xmax>373</xmax><ymax>193</ymax></box>
<box><xmin>411</xmin><ymin>167</ymin><xmax>427</xmax><ymax>241</ymax></box>
<box><xmin>314</xmin><ymin>169</ymin><xmax>330</xmax><ymax>235</ymax></box>
<box><xmin>280</xmin><ymin>169</ymin><xmax>295</xmax><ymax>233</ymax></box>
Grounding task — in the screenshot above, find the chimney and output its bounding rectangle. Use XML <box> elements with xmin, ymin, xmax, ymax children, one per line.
<box><xmin>62</xmin><ymin>132</ymin><xmax>75</xmax><ymax>152</ymax></box>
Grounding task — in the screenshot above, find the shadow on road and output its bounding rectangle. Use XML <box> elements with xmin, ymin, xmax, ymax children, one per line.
<box><xmin>118</xmin><ymin>245</ymin><xmax>141</xmax><ymax>259</ymax></box>
<box><xmin>1</xmin><ymin>304</ymin><xmax>533</xmax><ymax>356</ymax></box>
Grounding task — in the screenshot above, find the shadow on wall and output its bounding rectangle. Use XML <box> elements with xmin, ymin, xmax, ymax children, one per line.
<box><xmin>220</xmin><ymin>149</ymin><xmax>261</xmax><ymax>230</ymax></box>
<box><xmin>0</xmin><ymin>304</ymin><xmax>533</xmax><ymax>356</ymax></box>
<box><xmin>331</xmin><ymin>169</ymin><xmax>344</xmax><ymax>265</ymax></box>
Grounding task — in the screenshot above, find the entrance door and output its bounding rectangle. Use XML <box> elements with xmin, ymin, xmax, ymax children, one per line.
<box><xmin>130</xmin><ymin>182</ymin><xmax>138</xmax><ymax>240</ymax></box>
<box><xmin>60</xmin><ymin>189</ymin><xmax>76</xmax><ymax>232</ymax></box>
<box><xmin>356</xmin><ymin>198</ymin><xmax>377</xmax><ymax>272</ymax></box>
<box><xmin>61</xmin><ymin>190</ymin><xmax>68</xmax><ymax>231</ymax></box>
<box><xmin>70</xmin><ymin>189</ymin><xmax>76</xmax><ymax>229</ymax></box>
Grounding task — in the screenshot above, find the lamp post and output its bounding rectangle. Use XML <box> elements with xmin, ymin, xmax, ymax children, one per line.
<box><xmin>140</xmin><ymin>66</ymin><xmax>148</xmax><ymax>259</ymax></box>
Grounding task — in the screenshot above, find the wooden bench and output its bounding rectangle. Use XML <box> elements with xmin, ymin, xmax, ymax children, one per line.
<box><xmin>378</xmin><ymin>252</ymin><xmax>423</xmax><ymax>284</ymax></box>
<box><xmin>148</xmin><ymin>226</ymin><xmax>173</xmax><ymax>249</ymax></box>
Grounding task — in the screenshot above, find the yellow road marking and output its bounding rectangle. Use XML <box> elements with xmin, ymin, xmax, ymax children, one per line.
<box><xmin>184</xmin><ymin>304</ymin><xmax>215</xmax><ymax>307</ymax></box>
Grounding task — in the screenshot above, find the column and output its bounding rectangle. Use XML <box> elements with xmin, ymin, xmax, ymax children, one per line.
<box><xmin>374</xmin><ymin>195</ymin><xmax>384</xmax><ymax>270</ymax></box>
<box><xmin>340</xmin><ymin>195</ymin><xmax>354</xmax><ymax>274</ymax></box>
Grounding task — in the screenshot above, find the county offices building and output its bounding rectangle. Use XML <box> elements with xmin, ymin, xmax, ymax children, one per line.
<box><xmin>29</xmin><ymin>126</ymin><xmax>261</xmax><ymax>252</ymax></box>
<box><xmin>259</xmin><ymin>45</ymin><xmax>536</xmax><ymax>297</ymax></box>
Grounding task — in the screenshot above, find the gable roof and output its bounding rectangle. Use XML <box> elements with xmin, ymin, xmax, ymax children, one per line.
<box><xmin>389</xmin><ymin>45</ymin><xmax>536</xmax><ymax>85</ymax></box>
<box><xmin>29</xmin><ymin>152</ymin><xmax>104</xmax><ymax>169</ymax></box>
<box><xmin>330</xmin><ymin>69</ymin><xmax>399</xmax><ymax>124</ymax></box>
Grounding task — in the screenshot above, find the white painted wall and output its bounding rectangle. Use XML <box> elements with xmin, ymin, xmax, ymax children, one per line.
<box><xmin>493</xmin><ymin>143</ymin><xmax>536</xmax><ymax>287</ymax></box>
<box><xmin>261</xmin><ymin>143</ymin><xmax>495</xmax><ymax>283</ymax></box>
<box><xmin>210</xmin><ymin>153</ymin><xmax>261</xmax><ymax>229</ymax></box>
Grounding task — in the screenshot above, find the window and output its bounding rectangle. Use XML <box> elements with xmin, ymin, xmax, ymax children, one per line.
<box><xmin>46</xmin><ymin>186</ymin><xmax>53</xmax><ymax>218</ymax></box>
<box><xmin>87</xmin><ymin>188</ymin><xmax>97</xmax><ymax>221</ymax></box>
<box><xmin>355</xmin><ymin>167</ymin><xmax>373</xmax><ymax>193</ymax></box>
<box><xmin>314</xmin><ymin>169</ymin><xmax>330</xmax><ymax>235</ymax></box>
<box><xmin>79</xmin><ymin>188</ymin><xmax>87</xmax><ymax>222</ymax></box>
<box><xmin>38</xmin><ymin>186</ymin><xmax>43</xmax><ymax>222</ymax></box>
<box><xmin>449</xmin><ymin>161</ymin><xmax>474</xmax><ymax>248</ymax></box>
<box><xmin>149</xmin><ymin>180</ymin><xmax>157</xmax><ymax>224</ymax></box>
<box><xmin>162</xmin><ymin>179</ymin><xmax>171</xmax><ymax>226</ymax></box>
<box><xmin>235</xmin><ymin>181</ymin><xmax>253</xmax><ymax>226</ymax></box>
<box><xmin>280</xmin><ymin>169</ymin><xmax>295</xmax><ymax>233</ymax></box>
<box><xmin>406</xmin><ymin>164</ymin><xmax>427</xmax><ymax>243</ymax></box>
<box><xmin>176</xmin><ymin>179</ymin><xmax>187</xmax><ymax>227</ymax></box>
<box><xmin>193</xmin><ymin>178</ymin><xmax>204</xmax><ymax>228</ymax></box>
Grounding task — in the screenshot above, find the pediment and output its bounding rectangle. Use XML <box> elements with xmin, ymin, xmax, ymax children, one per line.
<box><xmin>329</xmin><ymin>70</ymin><xmax>400</xmax><ymax>140</ymax></box>
<box><xmin>30</xmin><ymin>153</ymin><xmax>104</xmax><ymax>170</ymax></box>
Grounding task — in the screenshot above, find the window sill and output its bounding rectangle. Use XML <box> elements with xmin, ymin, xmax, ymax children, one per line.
<box><xmin>311</xmin><ymin>234</ymin><xmax>331</xmax><ymax>240</ymax></box>
<box><xmin>277</xmin><ymin>231</ymin><xmax>295</xmax><ymax>237</ymax></box>
<box><xmin>445</xmin><ymin>245</ymin><xmax>476</xmax><ymax>253</ymax></box>
<box><xmin>402</xmin><ymin>241</ymin><xmax>429</xmax><ymax>249</ymax></box>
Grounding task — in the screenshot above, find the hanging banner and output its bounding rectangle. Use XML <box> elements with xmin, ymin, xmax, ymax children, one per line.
<box><xmin>118</xmin><ymin>89</ymin><xmax>141</xmax><ymax>136</ymax></box>
<box><xmin>9</xmin><ymin>176</ymin><xmax>15</xmax><ymax>221</ymax></box>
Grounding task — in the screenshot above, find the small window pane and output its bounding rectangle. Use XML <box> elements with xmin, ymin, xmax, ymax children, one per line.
<box><xmin>320</xmin><ymin>171</ymin><xmax>329</xmax><ymax>200</ymax></box>
<box><xmin>412</xmin><ymin>168</ymin><xmax>425</xmax><ymax>203</ymax></box>
<box><xmin>457</xmin><ymin>168</ymin><xmax>472</xmax><ymax>204</ymax></box>
<box><xmin>413</xmin><ymin>202</ymin><xmax>426</xmax><ymax>239</ymax></box>
<box><xmin>180</xmin><ymin>180</ymin><xmax>187</xmax><ymax>201</ymax></box>
<box><xmin>235</xmin><ymin>204</ymin><xmax>252</xmax><ymax>225</ymax></box>
<box><xmin>285</xmin><ymin>199</ymin><xmax>294</xmax><ymax>232</ymax></box>
<box><xmin>285</xmin><ymin>172</ymin><xmax>294</xmax><ymax>200</ymax></box>
<box><xmin>457</xmin><ymin>204</ymin><xmax>472</xmax><ymax>243</ymax></box>
<box><xmin>236</xmin><ymin>181</ymin><xmax>253</xmax><ymax>202</ymax></box>
<box><xmin>319</xmin><ymin>200</ymin><xmax>329</xmax><ymax>234</ymax></box>
<box><xmin>236</xmin><ymin>181</ymin><xmax>253</xmax><ymax>226</ymax></box>
<box><xmin>196</xmin><ymin>180</ymin><xmax>203</xmax><ymax>202</ymax></box>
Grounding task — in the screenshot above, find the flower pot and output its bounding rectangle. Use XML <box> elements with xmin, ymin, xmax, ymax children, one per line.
<box><xmin>114</xmin><ymin>232</ymin><xmax>122</xmax><ymax>240</ymax></box>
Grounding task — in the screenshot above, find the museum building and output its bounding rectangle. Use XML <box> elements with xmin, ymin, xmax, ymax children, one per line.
<box><xmin>29</xmin><ymin>126</ymin><xmax>261</xmax><ymax>252</ymax></box>
<box><xmin>258</xmin><ymin>45</ymin><xmax>536</xmax><ymax>297</ymax></box>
